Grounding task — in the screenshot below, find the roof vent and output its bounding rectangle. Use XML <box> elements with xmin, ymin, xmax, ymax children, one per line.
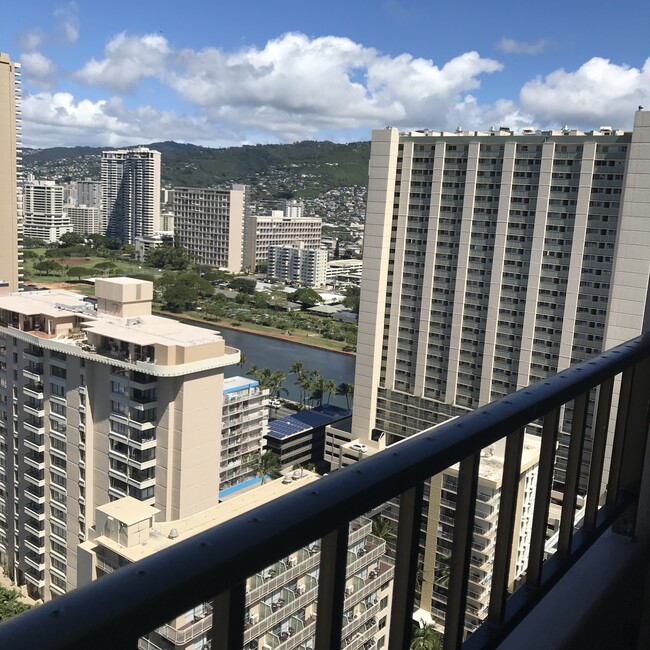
<box><xmin>168</xmin><ymin>528</ymin><xmax>179</xmax><ymax>539</ymax></box>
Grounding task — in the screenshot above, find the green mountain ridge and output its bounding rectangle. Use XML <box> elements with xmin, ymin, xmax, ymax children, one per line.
<box><xmin>23</xmin><ymin>140</ymin><xmax>371</xmax><ymax>196</ymax></box>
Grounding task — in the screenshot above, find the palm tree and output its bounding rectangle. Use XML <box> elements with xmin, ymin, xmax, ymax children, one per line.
<box><xmin>250</xmin><ymin>451</ymin><xmax>281</xmax><ymax>484</ymax></box>
<box><xmin>238</xmin><ymin>352</ymin><xmax>247</xmax><ymax>370</ymax></box>
<box><xmin>309</xmin><ymin>370</ymin><xmax>325</xmax><ymax>408</ymax></box>
<box><xmin>289</xmin><ymin>360</ymin><xmax>305</xmax><ymax>376</ymax></box>
<box><xmin>297</xmin><ymin>371</ymin><xmax>312</xmax><ymax>408</ymax></box>
<box><xmin>323</xmin><ymin>379</ymin><xmax>337</xmax><ymax>404</ymax></box>
<box><xmin>435</xmin><ymin>551</ymin><xmax>452</xmax><ymax>589</ymax></box>
<box><xmin>371</xmin><ymin>515</ymin><xmax>396</xmax><ymax>544</ymax></box>
<box><xmin>411</xmin><ymin>623</ymin><xmax>442</xmax><ymax>650</ymax></box>
<box><xmin>269</xmin><ymin>370</ymin><xmax>287</xmax><ymax>399</ymax></box>
<box><xmin>336</xmin><ymin>382</ymin><xmax>354</xmax><ymax>410</ymax></box>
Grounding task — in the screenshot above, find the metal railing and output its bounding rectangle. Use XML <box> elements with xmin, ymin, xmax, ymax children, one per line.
<box><xmin>0</xmin><ymin>334</ymin><xmax>650</xmax><ymax>649</ymax></box>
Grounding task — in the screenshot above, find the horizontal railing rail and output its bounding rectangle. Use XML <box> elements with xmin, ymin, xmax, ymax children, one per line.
<box><xmin>0</xmin><ymin>334</ymin><xmax>649</xmax><ymax>649</ymax></box>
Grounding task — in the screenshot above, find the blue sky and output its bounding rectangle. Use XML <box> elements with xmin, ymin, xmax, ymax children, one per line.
<box><xmin>2</xmin><ymin>0</ymin><xmax>650</xmax><ymax>148</ymax></box>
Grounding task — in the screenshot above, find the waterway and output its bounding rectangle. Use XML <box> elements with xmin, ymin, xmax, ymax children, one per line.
<box><xmin>219</xmin><ymin>326</ymin><xmax>356</xmax><ymax>408</ymax></box>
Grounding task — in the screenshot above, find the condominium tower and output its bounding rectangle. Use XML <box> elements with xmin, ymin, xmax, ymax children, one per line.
<box><xmin>352</xmin><ymin>112</ymin><xmax>650</xmax><ymax>469</ymax></box>
<box><xmin>101</xmin><ymin>147</ymin><xmax>161</xmax><ymax>243</ymax></box>
<box><xmin>174</xmin><ymin>185</ymin><xmax>247</xmax><ymax>272</ymax></box>
<box><xmin>23</xmin><ymin>179</ymin><xmax>72</xmax><ymax>243</ymax></box>
<box><xmin>0</xmin><ymin>53</ymin><xmax>22</xmax><ymax>291</ymax></box>
<box><xmin>267</xmin><ymin>243</ymin><xmax>328</xmax><ymax>288</ymax></box>
<box><xmin>0</xmin><ymin>277</ymin><xmax>239</xmax><ymax>601</ymax></box>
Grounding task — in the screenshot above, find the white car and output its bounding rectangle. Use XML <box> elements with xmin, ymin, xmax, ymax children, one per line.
<box><xmin>270</xmin><ymin>399</ymin><xmax>282</xmax><ymax>409</ymax></box>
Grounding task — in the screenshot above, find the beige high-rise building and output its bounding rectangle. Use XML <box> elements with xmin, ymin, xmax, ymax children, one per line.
<box><xmin>244</xmin><ymin>211</ymin><xmax>322</xmax><ymax>270</ymax></box>
<box><xmin>352</xmin><ymin>113</ymin><xmax>650</xmax><ymax>481</ymax></box>
<box><xmin>267</xmin><ymin>242</ymin><xmax>328</xmax><ymax>287</ymax></box>
<box><xmin>174</xmin><ymin>185</ymin><xmax>247</xmax><ymax>272</ymax></box>
<box><xmin>0</xmin><ymin>278</ymin><xmax>239</xmax><ymax>601</ymax></box>
<box><xmin>0</xmin><ymin>53</ymin><xmax>22</xmax><ymax>291</ymax></box>
<box><xmin>101</xmin><ymin>147</ymin><xmax>161</xmax><ymax>243</ymax></box>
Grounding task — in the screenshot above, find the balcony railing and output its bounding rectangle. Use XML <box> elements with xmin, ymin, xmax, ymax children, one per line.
<box><xmin>0</xmin><ymin>334</ymin><xmax>650</xmax><ymax>649</ymax></box>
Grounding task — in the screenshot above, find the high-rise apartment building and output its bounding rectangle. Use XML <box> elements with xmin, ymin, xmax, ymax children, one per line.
<box><xmin>244</xmin><ymin>211</ymin><xmax>322</xmax><ymax>270</ymax></box>
<box><xmin>0</xmin><ymin>53</ymin><xmax>22</xmax><ymax>291</ymax></box>
<box><xmin>0</xmin><ymin>278</ymin><xmax>239</xmax><ymax>601</ymax></box>
<box><xmin>23</xmin><ymin>179</ymin><xmax>72</xmax><ymax>243</ymax></box>
<box><xmin>101</xmin><ymin>147</ymin><xmax>161</xmax><ymax>243</ymax></box>
<box><xmin>174</xmin><ymin>185</ymin><xmax>247</xmax><ymax>272</ymax></box>
<box><xmin>352</xmin><ymin>113</ymin><xmax>650</xmax><ymax>465</ymax></box>
<box><xmin>219</xmin><ymin>376</ymin><xmax>269</xmax><ymax>496</ymax></box>
<box><xmin>78</xmin><ymin>477</ymin><xmax>394</xmax><ymax>650</ymax></box>
<box><xmin>67</xmin><ymin>205</ymin><xmax>101</xmax><ymax>235</ymax></box>
<box><xmin>267</xmin><ymin>243</ymin><xmax>328</xmax><ymax>287</ymax></box>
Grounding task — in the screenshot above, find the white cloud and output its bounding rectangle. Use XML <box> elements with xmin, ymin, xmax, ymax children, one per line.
<box><xmin>20</xmin><ymin>52</ymin><xmax>59</xmax><ymax>90</ymax></box>
<box><xmin>496</xmin><ymin>38</ymin><xmax>549</xmax><ymax>55</ymax></box>
<box><xmin>16</xmin><ymin>29</ymin><xmax>46</xmax><ymax>53</ymax></box>
<box><xmin>75</xmin><ymin>32</ymin><xmax>170</xmax><ymax>92</ymax></box>
<box><xmin>166</xmin><ymin>33</ymin><xmax>503</xmax><ymax>138</ymax></box>
<box><xmin>520</xmin><ymin>57</ymin><xmax>650</xmax><ymax>128</ymax></box>
<box><xmin>54</xmin><ymin>2</ymin><xmax>80</xmax><ymax>46</ymax></box>
<box><xmin>21</xmin><ymin>91</ymin><xmax>227</xmax><ymax>148</ymax></box>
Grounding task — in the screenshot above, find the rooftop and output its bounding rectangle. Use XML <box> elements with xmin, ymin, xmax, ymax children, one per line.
<box><xmin>91</xmin><ymin>472</ymin><xmax>319</xmax><ymax>563</ymax></box>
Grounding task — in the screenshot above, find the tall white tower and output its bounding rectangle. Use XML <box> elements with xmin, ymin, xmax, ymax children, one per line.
<box><xmin>101</xmin><ymin>147</ymin><xmax>161</xmax><ymax>243</ymax></box>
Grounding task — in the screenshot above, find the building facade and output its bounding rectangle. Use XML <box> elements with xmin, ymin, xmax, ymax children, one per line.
<box><xmin>67</xmin><ymin>205</ymin><xmax>101</xmax><ymax>236</ymax></box>
<box><xmin>101</xmin><ymin>148</ymin><xmax>161</xmax><ymax>243</ymax></box>
<box><xmin>0</xmin><ymin>278</ymin><xmax>239</xmax><ymax>601</ymax></box>
<box><xmin>352</xmin><ymin>115</ymin><xmax>650</xmax><ymax>473</ymax></box>
<box><xmin>267</xmin><ymin>243</ymin><xmax>328</xmax><ymax>288</ymax></box>
<box><xmin>78</xmin><ymin>476</ymin><xmax>394</xmax><ymax>650</ymax></box>
<box><xmin>220</xmin><ymin>376</ymin><xmax>269</xmax><ymax>495</ymax></box>
<box><xmin>72</xmin><ymin>179</ymin><xmax>102</xmax><ymax>210</ymax></box>
<box><xmin>244</xmin><ymin>211</ymin><xmax>322</xmax><ymax>271</ymax></box>
<box><xmin>23</xmin><ymin>180</ymin><xmax>72</xmax><ymax>243</ymax></box>
<box><xmin>0</xmin><ymin>53</ymin><xmax>22</xmax><ymax>291</ymax></box>
<box><xmin>173</xmin><ymin>185</ymin><xmax>247</xmax><ymax>272</ymax></box>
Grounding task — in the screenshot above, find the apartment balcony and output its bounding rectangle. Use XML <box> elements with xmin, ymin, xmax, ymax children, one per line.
<box><xmin>22</xmin><ymin>367</ymin><xmax>43</xmax><ymax>383</ymax></box>
<box><xmin>2</xmin><ymin>334</ymin><xmax>650</xmax><ymax>649</ymax></box>
<box><xmin>23</xmin><ymin>384</ymin><xmax>44</xmax><ymax>400</ymax></box>
<box><xmin>23</xmin><ymin>400</ymin><xmax>45</xmax><ymax>417</ymax></box>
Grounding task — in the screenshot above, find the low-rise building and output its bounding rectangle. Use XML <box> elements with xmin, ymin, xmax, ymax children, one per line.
<box><xmin>78</xmin><ymin>474</ymin><xmax>394</xmax><ymax>650</ymax></box>
<box><xmin>66</xmin><ymin>205</ymin><xmax>101</xmax><ymax>235</ymax></box>
<box><xmin>267</xmin><ymin>243</ymin><xmax>328</xmax><ymax>288</ymax></box>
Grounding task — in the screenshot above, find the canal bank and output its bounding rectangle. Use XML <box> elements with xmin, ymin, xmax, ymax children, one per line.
<box><xmin>158</xmin><ymin>312</ymin><xmax>357</xmax><ymax>408</ymax></box>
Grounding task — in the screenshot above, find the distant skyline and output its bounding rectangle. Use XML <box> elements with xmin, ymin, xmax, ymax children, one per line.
<box><xmin>2</xmin><ymin>0</ymin><xmax>650</xmax><ymax>148</ymax></box>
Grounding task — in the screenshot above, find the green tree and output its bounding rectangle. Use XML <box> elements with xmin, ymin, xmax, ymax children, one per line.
<box><xmin>238</xmin><ymin>352</ymin><xmax>247</xmax><ymax>370</ymax></box>
<box><xmin>269</xmin><ymin>370</ymin><xmax>287</xmax><ymax>399</ymax></box>
<box><xmin>251</xmin><ymin>451</ymin><xmax>281</xmax><ymax>484</ymax></box>
<box><xmin>343</xmin><ymin>286</ymin><xmax>361</xmax><ymax>313</ymax></box>
<box><xmin>58</xmin><ymin>231</ymin><xmax>86</xmax><ymax>248</ymax></box>
<box><xmin>336</xmin><ymin>382</ymin><xmax>354</xmax><ymax>410</ymax></box>
<box><xmin>0</xmin><ymin>586</ymin><xmax>31</xmax><ymax>621</ymax></box>
<box><xmin>309</xmin><ymin>370</ymin><xmax>325</xmax><ymax>407</ymax></box>
<box><xmin>162</xmin><ymin>283</ymin><xmax>199</xmax><ymax>312</ymax></box>
<box><xmin>229</xmin><ymin>277</ymin><xmax>257</xmax><ymax>294</ymax></box>
<box><xmin>371</xmin><ymin>515</ymin><xmax>396</xmax><ymax>544</ymax></box>
<box><xmin>297</xmin><ymin>371</ymin><xmax>312</xmax><ymax>408</ymax></box>
<box><xmin>66</xmin><ymin>266</ymin><xmax>92</xmax><ymax>281</ymax></box>
<box><xmin>93</xmin><ymin>261</ymin><xmax>118</xmax><ymax>276</ymax></box>
<box><xmin>22</xmin><ymin>236</ymin><xmax>46</xmax><ymax>248</ymax></box>
<box><xmin>290</xmin><ymin>287</ymin><xmax>322</xmax><ymax>308</ymax></box>
<box><xmin>144</xmin><ymin>243</ymin><xmax>190</xmax><ymax>270</ymax></box>
<box><xmin>323</xmin><ymin>378</ymin><xmax>337</xmax><ymax>404</ymax></box>
<box><xmin>34</xmin><ymin>260</ymin><xmax>63</xmax><ymax>276</ymax></box>
<box><xmin>410</xmin><ymin>624</ymin><xmax>442</xmax><ymax>650</ymax></box>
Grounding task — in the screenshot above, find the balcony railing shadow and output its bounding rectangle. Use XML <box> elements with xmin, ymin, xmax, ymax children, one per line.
<box><xmin>1</xmin><ymin>335</ymin><xmax>650</xmax><ymax>649</ymax></box>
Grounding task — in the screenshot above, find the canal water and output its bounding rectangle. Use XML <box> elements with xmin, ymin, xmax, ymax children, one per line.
<box><xmin>219</xmin><ymin>326</ymin><xmax>356</xmax><ymax>408</ymax></box>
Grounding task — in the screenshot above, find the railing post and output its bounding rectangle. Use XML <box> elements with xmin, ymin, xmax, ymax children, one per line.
<box><xmin>487</xmin><ymin>428</ymin><xmax>524</xmax><ymax>626</ymax></box>
<box><xmin>388</xmin><ymin>482</ymin><xmax>424</xmax><ymax>649</ymax></box>
<box><xmin>315</xmin><ymin>525</ymin><xmax>349</xmax><ymax>650</ymax></box>
<box><xmin>443</xmin><ymin>452</ymin><xmax>480</xmax><ymax>650</ymax></box>
<box><xmin>210</xmin><ymin>581</ymin><xmax>246</xmax><ymax>650</ymax></box>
